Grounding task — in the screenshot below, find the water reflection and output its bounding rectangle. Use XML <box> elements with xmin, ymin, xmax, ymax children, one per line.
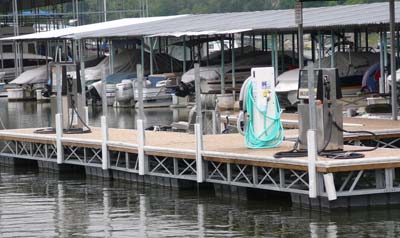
<box><xmin>3</xmin><ymin>99</ymin><xmax>400</xmax><ymax>237</ymax></box>
<box><xmin>1</xmin><ymin>167</ymin><xmax>400</xmax><ymax>237</ymax></box>
<box><xmin>0</xmin><ymin>98</ymin><xmax>182</xmax><ymax>130</ymax></box>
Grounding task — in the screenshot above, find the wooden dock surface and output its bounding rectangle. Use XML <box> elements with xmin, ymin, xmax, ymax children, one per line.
<box><xmin>223</xmin><ymin>113</ymin><xmax>400</xmax><ymax>140</ymax></box>
<box><xmin>0</xmin><ymin>126</ymin><xmax>400</xmax><ymax>173</ymax></box>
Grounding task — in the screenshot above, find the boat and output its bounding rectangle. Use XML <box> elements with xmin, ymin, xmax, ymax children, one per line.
<box><xmin>275</xmin><ymin>52</ymin><xmax>381</xmax><ymax>107</ymax></box>
<box><xmin>172</xmin><ymin>50</ymin><xmax>300</xmax><ymax>97</ymax></box>
<box><xmin>0</xmin><ymin>52</ymin><xmax>49</xmax><ymax>83</ymax></box>
<box><xmin>86</xmin><ymin>49</ymin><xmax>182</xmax><ymax>106</ymax></box>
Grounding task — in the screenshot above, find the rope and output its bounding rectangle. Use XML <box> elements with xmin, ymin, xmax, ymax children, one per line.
<box><xmin>244</xmin><ymin>81</ymin><xmax>284</xmax><ymax>149</ymax></box>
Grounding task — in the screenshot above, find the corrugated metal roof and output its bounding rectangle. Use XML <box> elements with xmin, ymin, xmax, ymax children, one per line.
<box><xmin>3</xmin><ymin>2</ymin><xmax>400</xmax><ymax>41</ymax></box>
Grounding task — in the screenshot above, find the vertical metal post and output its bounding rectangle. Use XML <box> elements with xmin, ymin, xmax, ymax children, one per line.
<box><xmin>0</xmin><ymin>40</ymin><xmax>3</xmax><ymax>69</ymax></box>
<box><xmin>103</xmin><ymin>0</ymin><xmax>107</xmax><ymax>21</ymax></box>
<box><xmin>109</xmin><ymin>40</ymin><xmax>114</xmax><ymax>74</ymax></box>
<box><xmin>79</xmin><ymin>40</ymin><xmax>86</xmax><ymax>106</ymax></box>
<box><xmin>85</xmin><ymin>106</ymin><xmax>89</xmax><ymax>125</ymax></box>
<box><xmin>195</xmin><ymin>124</ymin><xmax>204</xmax><ymax>183</ymax></box>
<box><xmin>140</xmin><ymin>37</ymin><xmax>145</xmax><ymax>74</ymax></box>
<box><xmin>101</xmin><ymin>65</ymin><xmax>108</xmax><ymax>116</ymax></box>
<box><xmin>384</xmin><ymin>32</ymin><xmax>389</xmax><ymax>93</ymax></box>
<box><xmin>240</xmin><ymin>33</ymin><xmax>244</xmax><ymax>55</ymax></box>
<box><xmin>220</xmin><ymin>35</ymin><xmax>225</xmax><ymax>95</ymax></box>
<box><xmin>252</xmin><ymin>33</ymin><xmax>256</xmax><ymax>52</ymax></box>
<box><xmin>323</xmin><ymin>173</ymin><xmax>337</xmax><ymax>201</ymax></box>
<box><xmin>330</xmin><ymin>31</ymin><xmax>335</xmax><ymax>68</ymax></box>
<box><xmin>318</xmin><ymin>32</ymin><xmax>323</xmax><ymax>68</ymax></box>
<box><xmin>296</xmin><ymin>1</ymin><xmax>304</xmax><ymax>69</ymax></box>
<box><xmin>231</xmin><ymin>34</ymin><xmax>236</xmax><ymax>98</ymax></box>
<box><xmin>137</xmin><ymin>119</ymin><xmax>147</xmax><ymax>175</ymax></box>
<box><xmin>390</xmin><ymin>0</ymin><xmax>398</xmax><ymax>120</ymax></box>
<box><xmin>307</xmin><ymin>62</ymin><xmax>317</xmax><ymax>198</ymax></box>
<box><xmin>271</xmin><ymin>33</ymin><xmax>278</xmax><ymax>82</ymax></box>
<box><xmin>56</xmin><ymin>64</ymin><xmax>63</xmax><ymax>115</ymax></box>
<box><xmin>366</xmin><ymin>29</ymin><xmax>369</xmax><ymax>50</ymax></box>
<box><xmin>137</xmin><ymin>64</ymin><xmax>145</xmax><ymax>120</ymax></box>
<box><xmin>206</xmin><ymin>35</ymin><xmax>210</xmax><ymax>66</ymax></box>
<box><xmin>311</xmin><ymin>33</ymin><xmax>316</xmax><ymax>62</ymax></box>
<box><xmin>281</xmin><ymin>34</ymin><xmax>285</xmax><ymax>71</ymax></box>
<box><xmin>183</xmin><ymin>36</ymin><xmax>187</xmax><ymax>73</ymax></box>
<box><xmin>291</xmin><ymin>33</ymin><xmax>295</xmax><ymax>66</ymax></box>
<box><xmin>262</xmin><ymin>34</ymin><xmax>265</xmax><ymax>51</ymax></box>
<box><xmin>56</xmin><ymin>113</ymin><xmax>64</xmax><ymax>164</ymax></box>
<box><xmin>380</xmin><ymin>32</ymin><xmax>385</xmax><ymax>94</ymax></box>
<box><xmin>195</xmin><ymin>64</ymin><xmax>202</xmax><ymax>131</ymax></box>
<box><xmin>149</xmin><ymin>37</ymin><xmax>154</xmax><ymax>75</ymax></box>
<box><xmin>101</xmin><ymin>116</ymin><xmax>109</xmax><ymax>170</ymax></box>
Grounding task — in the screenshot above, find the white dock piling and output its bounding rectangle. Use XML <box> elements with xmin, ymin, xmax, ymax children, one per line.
<box><xmin>101</xmin><ymin>116</ymin><xmax>109</xmax><ymax>170</ymax></box>
<box><xmin>138</xmin><ymin>119</ymin><xmax>147</xmax><ymax>175</ymax></box>
<box><xmin>195</xmin><ymin>123</ymin><xmax>204</xmax><ymax>183</ymax></box>
<box><xmin>323</xmin><ymin>173</ymin><xmax>337</xmax><ymax>201</ymax></box>
<box><xmin>56</xmin><ymin>113</ymin><xmax>63</xmax><ymax>164</ymax></box>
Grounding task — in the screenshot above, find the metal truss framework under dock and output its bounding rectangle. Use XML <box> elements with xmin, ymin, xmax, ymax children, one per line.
<box><xmin>2</xmin><ymin>115</ymin><xmax>400</xmax><ymax>209</ymax></box>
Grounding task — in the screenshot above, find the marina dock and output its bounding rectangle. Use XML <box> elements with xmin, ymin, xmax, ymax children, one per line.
<box><xmin>1</xmin><ymin>115</ymin><xmax>400</xmax><ymax>209</ymax></box>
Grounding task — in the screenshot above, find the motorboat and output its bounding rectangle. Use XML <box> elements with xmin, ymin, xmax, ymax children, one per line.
<box><xmin>86</xmin><ymin>48</ymin><xmax>182</xmax><ymax>106</ymax></box>
<box><xmin>0</xmin><ymin>52</ymin><xmax>49</xmax><ymax>83</ymax></box>
<box><xmin>276</xmin><ymin>52</ymin><xmax>381</xmax><ymax>107</ymax></box>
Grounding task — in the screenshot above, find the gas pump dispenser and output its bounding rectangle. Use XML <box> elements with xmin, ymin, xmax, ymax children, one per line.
<box><xmin>37</xmin><ymin>63</ymin><xmax>89</xmax><ymax>134</ymax></box>
<box><xmin>297</xmin><ymin>68</ymin><xmax>343</xmax><ymax>151</ymax></box>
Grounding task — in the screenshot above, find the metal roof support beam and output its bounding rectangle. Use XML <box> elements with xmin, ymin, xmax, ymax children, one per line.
<box><xmin>380</xmin><ymin>32</ymin><xmax>385</xmax><ymax>94</ymax></box>
<box><xmin>79</xmin><ymin>40</ymin><xmax>86</xmax><ymax>107</ymax></box>
<box><xmin>109</xmin><ymin>40</ymin><xmax>114</xmax><ymax>75</ymax></box>
<box><xmin>149</xmin><ymin>37</ymin><xmax>154</xmax><ymax>75</ymax></box>
<box><xmin>292</xmin><ymin>33</ymin><xmax>295</xmax><ymax>66</ymax></box>
<box><xmin>281</xmin><ymin>34</ymin><xmax>285</xmax><ymax>72</ymax></box>
<box><xmin>206</xmin><ymin>35</ymin><xmax>210</xmax><ymax>66</ymax></box>
<box><xmin>318</xmin><ymin>32</ymin><xmax>323</xmax><ymax>68</ymax></box>
<box><xmin>271</xmin><ymin>33</ymin><xmax>278</xmax><ymax>83</ymax></box>
<box><xmin>240</xmin><ymin>33</ymin><xmax>244</xmax><ymax>56</ymax></box>
<box><xmin>330</xmin><ymin>31</ymin><xmax>335</xmax><ymax>68</ymax></box>
<box><xmin>390</xmin><ymin>0</ymin><xmax>398</xmax><ymax>120</ymax></box>
<box><xmin>384</xmin><ymin>32</ymin><xmax>389</xmax><ymax>93</ymax></box>
<box><xmin>296</xmin><ymin>1</ymin><xmax>304</xmax><ymax>70</ymax></box>
<box><xmin>140</xmin><ymin>37</ymin><xmax>145</xmax><ymax>75</ymax></box>
<box><xmin>262</xmin><ymin>34</ymin><xmax>265</xmax><ymax>51</ymax></box>
<box><xmin>183</xmin><ymin>36</ymin><xmax>187</xmax><ymax>73</ymax></box>
<box><xmin>231</xmin><ymin>34</ymin><xmax>236</xmax><ymax>98</ymax></box>
<box><xmin>220</xmin><ymin>35</ymin><xmax>225</xmax><ymax>95</ymax></box>
<box><xmin>311</xmin><ymin>33</ymin><xmax>316</xmax><ymax>62</ymax></box>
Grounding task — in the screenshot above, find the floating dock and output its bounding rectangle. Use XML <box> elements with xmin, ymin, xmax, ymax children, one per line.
<box><xmin>1</xmin><ymin>115</ymin><xmax>400</xmax><ymax>209</ymax></box>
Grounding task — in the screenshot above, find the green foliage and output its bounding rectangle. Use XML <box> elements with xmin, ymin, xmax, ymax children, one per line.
<box><xmin>67</xmin><ymin>0</ymin><xmax>390</xmax><ymax>24</ymax></box>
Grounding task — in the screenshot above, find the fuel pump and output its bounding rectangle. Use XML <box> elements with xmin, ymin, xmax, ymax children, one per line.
<box><xmin>297</xmin><ymin>68</ymin><xmax>343</xmax><ymax>151</ymax></box>
<box><xmin>238</xmin><ymin>67</ymin><xmax>284</xmax><ymax>149</ymax></box>
<box><xmin>36</xmin><ymin>62</ymin><xmax>89</xmax><ymax>134</ymax></box>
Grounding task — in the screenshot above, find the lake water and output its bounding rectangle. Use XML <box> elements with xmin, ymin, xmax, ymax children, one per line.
<box><xmin>1</xmin><ymin>99</ymin><xmax>400</xmax><ymax>237</ymax></box>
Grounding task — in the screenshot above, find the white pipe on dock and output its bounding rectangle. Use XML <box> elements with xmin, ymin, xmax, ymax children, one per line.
<box><xmin>323</xmin><ymin>173</ymin><xmax>337</xmax><ymax>201</ymax></box>
<box><xmin>195</xmin><ymin>123</ymin><xmax>204</xmax><ymax>183</ymax></box>
<box><xmin>307</xmin><ymin>62</ymin><xmax>318</xmax><ymax>198</ymax></box>
<box><xmin>56</xmin><ymin>113</ymin><xmax>64</xmax><ymax>164</ymax></box>
<box><xmin>101</xmin><ymin>116</ymin><xmax>109</xmax><ymax>170</ymax></box>
<box><xmin>137</xmin><ymin>119</ymin><xmax>147</xmax><ymax>175</ymax></box>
